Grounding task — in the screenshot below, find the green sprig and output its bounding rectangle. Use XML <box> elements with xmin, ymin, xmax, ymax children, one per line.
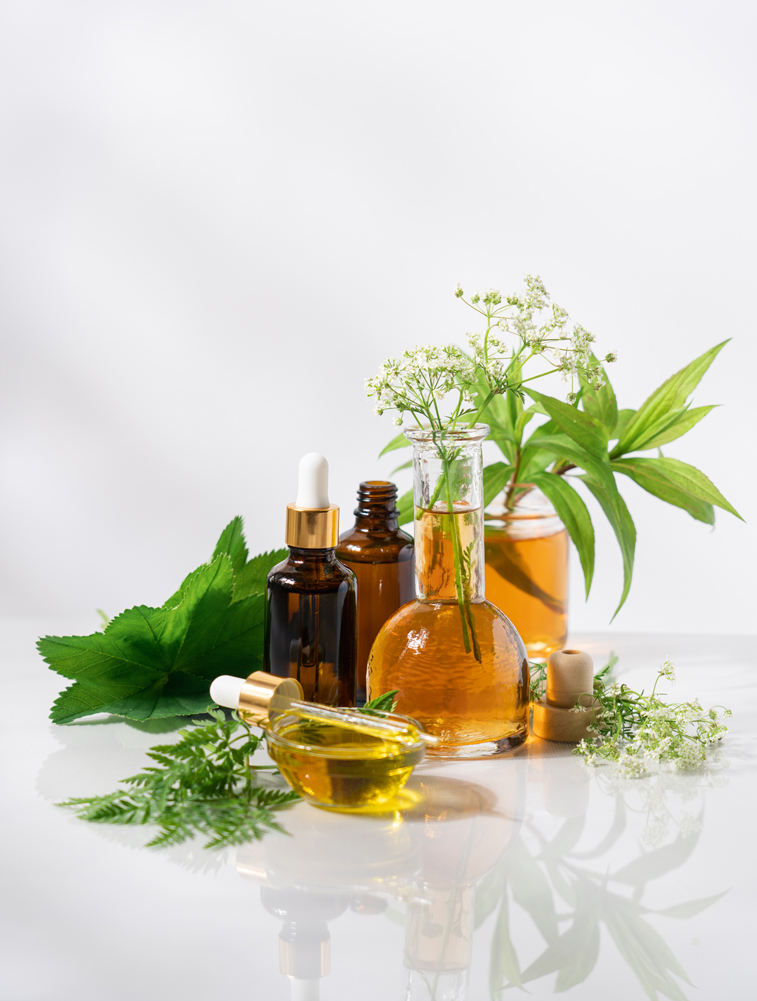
<box><xmin>58</xmin><ymin>710</ymin><xmax>300</xmax><ymax>849</ymax></box>
<box><xmin>573</xmin><ymin>661</ymin><xmax>731</xmax><ymax>776</ymax></box>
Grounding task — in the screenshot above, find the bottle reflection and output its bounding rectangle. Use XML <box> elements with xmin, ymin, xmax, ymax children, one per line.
<box><xmin>237</xmin><ymin>767</ymin><xmax>525</xmax><ymax>1000</ymax></box>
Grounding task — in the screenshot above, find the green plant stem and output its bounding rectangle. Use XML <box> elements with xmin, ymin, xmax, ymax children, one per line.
<box><xmin>442</xmin><ymin>459</ymin><xmax>481</xmax><ymax>661</ymax></box>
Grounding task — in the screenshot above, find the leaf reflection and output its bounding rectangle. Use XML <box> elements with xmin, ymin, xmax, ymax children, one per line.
<box><xmin>481</xmin><ymin>768</ymin><xmax>729</xmax><ymax>1000</ymax></box>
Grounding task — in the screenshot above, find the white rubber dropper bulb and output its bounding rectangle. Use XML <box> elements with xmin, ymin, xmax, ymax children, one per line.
<box><xmin>210</xmin><ymin>675</ymin><xmax>245</xmax><ymax>709</ymax></box>
<box><xmin>295</xmin><ymin>453</ymin><xmax>330</xmax><ymax>508</ymax></box>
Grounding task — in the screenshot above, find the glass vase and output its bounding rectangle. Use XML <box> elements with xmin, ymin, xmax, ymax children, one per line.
<box><xmin>484</xmin><ymin>486</ymin><xmax>568</xmax><ymax>660</ymax></box>
<box><xmin>366</xmin><ymin>425</ymin><xmax>529</xmax><ymax>758</ymax></box>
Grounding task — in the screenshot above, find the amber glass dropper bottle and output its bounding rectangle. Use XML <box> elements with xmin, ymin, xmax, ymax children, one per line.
<box><xmin>264</xmin><ymin>453</ymin><xmax>357</xmax><ymax>707</ymax></box>
<box><xmin>336</xmin><ymin>481</ymin><xmax>414</xmax><ymax>705</ymax></box>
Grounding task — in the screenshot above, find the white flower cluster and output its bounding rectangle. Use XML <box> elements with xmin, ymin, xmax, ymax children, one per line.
<box><xmin>365</xmin><ymin>344</ymin><xmax>477</xmax><ymax>428</ymax></box>
<box><xmin>458</xmin><ymin>274</ymin><xmax>617</xmax><ymax>398</ymax></box>
<box><xmin>574</xmin><ymin>661</ymin><xmax>731</xmax><ymax>777</ymax></box>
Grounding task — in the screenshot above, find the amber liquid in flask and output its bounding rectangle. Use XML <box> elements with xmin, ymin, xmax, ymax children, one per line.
<box><xmin>484</xmin><ymin>487</ymin><xmax>568</xmax><ymax>659</ymax></box>
<box><xmin>336</xmin><ymin>481</ymin><xmax>414</xmax><ymax>704</ymax></box>
<box><xmin>367</xmin><ymin>426</ymin><xmax>529</xmax><ymax>757</ymax></box>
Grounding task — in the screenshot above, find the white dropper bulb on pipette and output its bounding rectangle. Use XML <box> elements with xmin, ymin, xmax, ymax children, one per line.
<box><xmin>210</xmin><ymin>675</ymin><xmax>245</xmax><ymax>709</ymax></box>
<box><xmin>295</xmin><ymin>453</ymin><xmax>330</xmax><ymax>509</ymax></box>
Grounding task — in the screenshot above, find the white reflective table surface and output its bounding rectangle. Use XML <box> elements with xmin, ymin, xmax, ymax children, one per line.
<box><xmin>2</xmin><ymin>622</ymin><xmax>755</xmax><ymax>1001</ymax></box>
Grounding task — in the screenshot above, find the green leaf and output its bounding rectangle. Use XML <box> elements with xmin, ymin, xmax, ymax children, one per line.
<box><xmin>489</xmin><ymin>887</ymin><xmax>524</xmax><ymax>994</ymax></box>
<box><xmin>164</xmin><ymin>517</ymin><xmax>258</xmax><ymax>608</ymax></box>
<box><xmin>526</xmin><ymin>388</ymin><xmax>609</xmax><ymax>458</ymax></box>
<box><xmin>612</xmin><ymin>408</ymin><xmax>635</xmax><ymax>440</ymax></box>
<box><xmin>653</xmin><ymin>890</ymin><xmax>729</xmax><ymax>919</ymax></box>
<box><xmin>396</xmin><ymin>488</ymin><xmax>413</xmax><ymax>526</ymax></box>
<box><xmin>484</xmin><ymin>533</ymin><xmax>565</xmax><ymax>615</ymax></box>
<box><xmin>233</xmin><ymin>548</ymin><xmax>289</xmax><ymax>601</ymax></box>
<box><xmin>579</xmin><ymin>473</ymin><xmax>636</xmax><ymax>618</ymax></box>
<box><xmin>58</xmin><ymin>712</ymin><xmax>299</xmax><ymax>850</ymax></box>
<box><xmin>532</xmin><ymin>472</ymin><xmax>595</xmax><ymax>597</ymax></box>
<box><xmin>612</xmin><ymin>340</ymin><xmax>728</xmax><ymax>457</ymax></box>
<box><xmin>390</xmin><ymin>458</ymin><xmax>413</xmax><ymax>474</ymax></box>
<box><xmin>612</xmin><ymin>457</ymin><xmax>741</xmax><ymax>521</ymax></box>
<box><xmin>41</xmin><ymin>554</ymin><xmax>269</xmax><ymax>724</ymax></box>
<box><xmin>580</xmin><ymin>356</ymin><xmax>618</xmax><ymax>432</ymax></box>
<box><xmin>612</xmin><ymin>458</ymin><xmax>714</xmax><ymax>524</ymax></box>
<box><xmin>212</xmin><ymin>516</ymin><xmax>248</xmax><ymax>573</ymax></box>
<box><xmin>482</xmin><ymin>462</ymin><xmax>513</xmax><ymax>507</ymax></box>
<box><xmin>379</xmin><ymin>431</ymin><xmax>410</xmax><ymax>457</ymax></box>
<box><xmin>631</xmin><ymin>405</ymin><xmax>716</xmax><ymax>451</ymax></box>
<box><xmin>361</xmin><ymin>690</ymin><xmax>399</xmax><ymax>713</ymax></box>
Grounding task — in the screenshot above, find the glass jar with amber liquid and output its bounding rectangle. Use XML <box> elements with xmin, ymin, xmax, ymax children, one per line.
<box><xmin>336</xmin><ymin>481</ymin><xmax>414</xmax><ymax>704</ymax></box>
<box><xmin>367</xmin><ymin>426</ymin><xmax>529</xmax><ymax>758</ymax></box>
<box><xmin>484</xmin><ymin>486</ymin><xmax>568</xmax><ymax>659</ymax></box>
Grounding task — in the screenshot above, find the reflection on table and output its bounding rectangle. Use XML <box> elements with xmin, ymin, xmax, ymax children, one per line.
<box><xmin>237</xmin><ymin>739</ymin><xmax>728</xmax><ymax>1001</ymax></box>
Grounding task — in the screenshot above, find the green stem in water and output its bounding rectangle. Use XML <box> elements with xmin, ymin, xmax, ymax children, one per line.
<box><xmin>442</xmin><ymin>459</ymin><xmax>481</xmax><ymax>662</ymax></box>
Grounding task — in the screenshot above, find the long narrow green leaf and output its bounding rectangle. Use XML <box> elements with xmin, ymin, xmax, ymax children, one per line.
<box><xmin>612</xmin><ymin>409</ymin><xmax>635</xmax><ymax>440</ymax></box>
<box><xmin>532</xmin><ymin>472</ymin><xmax>595</xmax><ymax>597</ymax></box>
<box><xmin>580</xmin><ymin>356</ymin><xmax>618</xmax><ymax>433</ymax></box>
<box><xmin>527</xmin><ymin>388</ymin><xmax>609</xmax><ymax>457</ymax></box>
<box><xmin>379</xmin><ymin>431</ymin><xmax>410</xmax><ymax>457</ymax></box>
<box><xmin>579</xmin><ymin>474</ymin><xmax>636</xmax><ymax>619</ymax></box>
<box><xmin>612</xmin><ymin>457</ymin><xmax>740</xmax><ymax>522</ymax></box>
<box><xmin>633</xmin><ymin>405</ymin><xmax>716</xmax><ymax>451</ymax></box>
<box><xmin>612</xmin><ymin>459</ymin><xmax>714</xmax><ymax>524</ymax></box>
<box><xmin>390</xmin><ymin>458</ymin><xmax>413</xmax><ymax>474</ymax></box>
<box><xmin>482</xmin><ymin>463</ymin><xmax>514</xmax><ymax>507</ymax></box>
<box><xmin>612</xmin><ymin>340</ymin><xmax>728</xmax><ymax>457</ymax></box>
<box><xmin>396</xmin><ymin>488</ymin><xmax>414</xmax><ymax>526</ymax></box>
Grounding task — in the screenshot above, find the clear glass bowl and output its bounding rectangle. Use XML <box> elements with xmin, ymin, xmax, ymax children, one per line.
<box><xmin>265</xmin><ymin>710</ymin><xmax>427</xmax><ymax>812</ymax></box>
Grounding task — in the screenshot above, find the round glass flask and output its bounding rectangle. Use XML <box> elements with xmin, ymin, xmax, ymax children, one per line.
<box><xmin>484</xmin><ymin>485</ymin><xmax>568</xmax><ymax>660</ymax></box>
<box><xmin>366</xmin><ymin>425</ymin><xmax>530</xmax><ymax>758</ymax></box>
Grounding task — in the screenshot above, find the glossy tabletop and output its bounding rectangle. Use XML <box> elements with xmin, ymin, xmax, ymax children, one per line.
<box><xmin>2</xmin><ymin>621</ymin><xmax>754</xmax><ymax>1001</ymax></box>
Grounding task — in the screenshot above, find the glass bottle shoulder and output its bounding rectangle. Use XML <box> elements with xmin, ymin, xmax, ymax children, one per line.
<box><xmin>268</xmin><ymin>548</ymin><xmax>357</xmax><ymax>594</ymax></box>
<box><xmin>337</xmin><ymin>526</ymin><xmax>414</xmax><ymax>563</ymax></box>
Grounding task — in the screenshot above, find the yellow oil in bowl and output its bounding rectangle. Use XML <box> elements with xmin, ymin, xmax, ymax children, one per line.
<box><xmin>266</xmin><ymin>711</ymin><xmax>426</xmax><ymax>811</ymax></box>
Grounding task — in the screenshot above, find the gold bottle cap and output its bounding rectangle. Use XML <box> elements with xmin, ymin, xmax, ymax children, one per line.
<box><xmin>238</xmin><ymin>670</ymin><xmax>304</xmax><ymax>726</ymax></box>
<box><xmin>285</xmin><ymin>503</ymin><xmax>339</xmax><ymax>548</ymax></box>
<box><xmin>285</xmin><ymin>452</ymin><xmax>340</xmax><ymax>548</ymax></box>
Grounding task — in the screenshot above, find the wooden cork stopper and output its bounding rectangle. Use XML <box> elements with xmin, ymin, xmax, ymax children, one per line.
<box><xmin>532</xmin><ymin>648</ymin><xmax>599</xmax><ymax>743</ymax></box>
<box><xmin>546</xmin><ymin>649</ymin><xmax>594</xmax><ymax>708</ymax></box>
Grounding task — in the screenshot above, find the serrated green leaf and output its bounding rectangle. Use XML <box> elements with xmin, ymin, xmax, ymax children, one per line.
<box><xmin>613</xmin><ymin>456</ymin><xmax>741</xmax><ymax>521</ymax></box>
<box><xmin>379</xmin><ymin>431</ymin><xmax>410</xmax><ymax>457</ymax></box>
<box><xmin>212</xmin><ymin>516</ymin><xmax>248</xmax><ymax>573</ymax></box>
<box><xmin>532</xmin><ymin>472</ymin><xmax>595</xmax><ymax>597</ymax></box>
<box><xmin>59</xmin><ymin>713</ymin><xmax>299</xmax><ymax>850</ymax></box>
<box><xmin>233</xmin><ymin>547</ymin><xmax>289</xmax><ymax>601</ymax></box>
<box><xmin>612</xmin><ymin>340</ymin><xmax>728</xmax><ymax>457</ymax></box>
<box><xmin>526</xmin><ymin>388</ymin><xmax>609</xmax><ymax>457</ymax></box>
<box><xmin>41</xmin><ymin>554</ymin><xmax>268</xmax><ymax>724</ymax></box>
<box><xmin>361</xmin><ymin>690</ymin><xmax>399</xmax><ymax>713</ymax></box>
<box><xmin>579</xmin><ymin>473</ymin><xmax>636</xmax><ymax>619</ymax></box>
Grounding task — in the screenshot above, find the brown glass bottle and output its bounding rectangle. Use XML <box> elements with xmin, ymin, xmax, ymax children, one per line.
<box><xmin>336</xmin><ymin>481</ymin><xmax>414</xmax><ymax>705</ymax></box>
<box><xmin>265</xmin><ymin>547</ymin><xmax>357</xmax><ymax>707</ymax></box>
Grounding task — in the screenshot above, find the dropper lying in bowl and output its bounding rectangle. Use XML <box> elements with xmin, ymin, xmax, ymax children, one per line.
<box><xmin>210</xmin><ymin>671</ymin><xmax>439</xmax><ymax>745</ymax></box>
<box><xmin>210</xmin><ymin>671</ymin><xmax>437</xmax><ymax>811</ymax></box>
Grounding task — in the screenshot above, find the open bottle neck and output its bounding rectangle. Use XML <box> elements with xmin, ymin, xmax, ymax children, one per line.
<box><xmin>353</xmin><ymin>480</ymin><xmax>401</xmax><ymax>531</ymax></box>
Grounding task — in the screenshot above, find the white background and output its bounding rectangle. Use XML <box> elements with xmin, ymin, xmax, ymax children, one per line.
<box><xmin>1</xmin><ymin>0</ymin><xmax>755</xmax><ymax>636</ymax></box>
